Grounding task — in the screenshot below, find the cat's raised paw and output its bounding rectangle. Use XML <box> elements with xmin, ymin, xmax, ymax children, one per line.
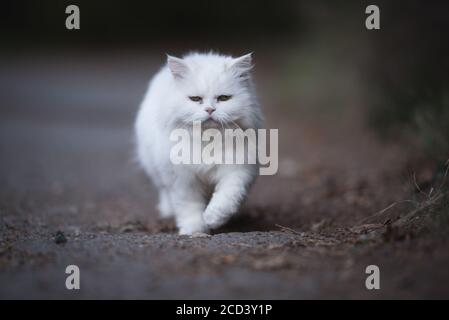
<box><xmin>203</xmin><ymin>210</ymin><xmax>227</xmax><ymax>229</ymax></box>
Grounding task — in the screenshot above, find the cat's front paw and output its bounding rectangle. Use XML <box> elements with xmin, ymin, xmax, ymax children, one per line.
<box><xmin>188</xmin><ymin>232</ymin><xmax>211</xmax><ymax>238</ymax></box>
<box><xmin>178</xmin><ymin>221</ymin><xmax>209</xmax><ymax>236</ymax></box>
<box><xmin>203</xmin><ymin>209</ymin><xmax>227</xmax><ymax>229</ymax></box>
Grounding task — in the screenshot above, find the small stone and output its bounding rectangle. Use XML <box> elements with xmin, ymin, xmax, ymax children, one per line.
<box><xmin>54</xmin><ymin>231</ymin><xmax>67</xmax><ymax>244</ymax></box>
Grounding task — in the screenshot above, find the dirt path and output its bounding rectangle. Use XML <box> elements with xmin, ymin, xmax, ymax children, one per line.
<box><xmin>1</xmin><ymin>51</ymin><xmax>448</xmax><ymax>299</ymax></box>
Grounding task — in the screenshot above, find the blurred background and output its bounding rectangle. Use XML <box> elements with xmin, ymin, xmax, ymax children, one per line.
<box><xmin>1</xmin><ymin>0</ymin><xmax>449</xmax><ymax>298</ymax></box>
<box><xmin>2</xmin><ymin>0</ymin><xmax>448</xmax><ymax>160</ymax></box>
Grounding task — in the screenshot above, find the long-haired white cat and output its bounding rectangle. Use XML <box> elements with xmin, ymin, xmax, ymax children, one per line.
<box><xmin>135</xmin><ymin>52</ymin><xmax>263</xmax><ymax>235</ymax></box>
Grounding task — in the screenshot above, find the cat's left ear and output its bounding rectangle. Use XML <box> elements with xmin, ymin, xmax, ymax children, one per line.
<box><xmin>230</xmin><ymin>53</ymin><xmax>253</xmax><ymax>78</ymax></box>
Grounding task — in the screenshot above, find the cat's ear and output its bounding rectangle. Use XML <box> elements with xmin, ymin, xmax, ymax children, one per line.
<box><xmin>167</xmin><ymin>55</ymin><xmax>189</xmax><ymax>79</ymax></box>
<box><xmin>230</xmin><ymin>53</ymin><xmax>253</xmax><ymax>78</ymax></box>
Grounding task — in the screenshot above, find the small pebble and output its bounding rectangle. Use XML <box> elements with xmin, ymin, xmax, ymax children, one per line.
<box><xmin>54</xmin><ymin>231</ymin><xmax>67</xmax><ymax>244</ymax></box>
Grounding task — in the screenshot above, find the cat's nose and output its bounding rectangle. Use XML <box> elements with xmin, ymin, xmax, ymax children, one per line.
<box><xmin>205</xmin><ymin>107</ymin><xmax>216</xmax><ymax>115</ymax></box>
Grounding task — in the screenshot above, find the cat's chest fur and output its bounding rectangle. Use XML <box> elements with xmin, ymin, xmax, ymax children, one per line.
<box><xmin>184</xmin><ymin>160</ymin><xmax>225</xmax><ymax>186</ymax></box>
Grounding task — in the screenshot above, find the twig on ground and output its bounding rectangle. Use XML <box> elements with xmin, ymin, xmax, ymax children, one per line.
<box><xmin>393</xmin><ymin>193</ymin><xmax>445</xmax><ymax>227</ymax></box>
<box><xmin>359</xmin><ymin>159</ymin><xmax>449</xmax><ymax>226</ymax></box>
<box><xmin>413</xmin><ymin>172</ymin><xmax>428</xmax><ymax>198</ymax></box>
<box><xmin>357</xmin><ymin>199</ymin><xmax>417</xmax><ymax>224</ymax></box>
<box><xmin>275</xmin><ymin>224</ymin><xmax>302</xmax><ymax>235</ymax></box>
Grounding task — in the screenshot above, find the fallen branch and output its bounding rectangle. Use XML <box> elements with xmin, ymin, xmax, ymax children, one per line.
<box><xmin>275</xmin><ymin>224</ymin><xmax>302</xmax><ymax>235</ymax></box>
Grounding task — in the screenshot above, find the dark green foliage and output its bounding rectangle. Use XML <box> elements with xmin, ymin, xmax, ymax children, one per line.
<box><xmin>367</xmin><ymin>1</ymin><xmax>449</xmax><ymax>161</ymax></box>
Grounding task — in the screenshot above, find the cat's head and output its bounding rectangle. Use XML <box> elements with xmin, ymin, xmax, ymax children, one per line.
<box><xmin>167</xmin><ymin>52</ymin><xmax>259</xmax><ymax>129</ymax></box>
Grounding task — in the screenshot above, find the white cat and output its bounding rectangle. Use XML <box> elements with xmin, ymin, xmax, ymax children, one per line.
<box><xmin>135</xmin><ymin>52</ymin><xmax>263</xmax><ymax>235</ymax></box>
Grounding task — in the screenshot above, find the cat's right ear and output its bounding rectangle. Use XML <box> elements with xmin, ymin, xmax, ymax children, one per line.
<box><xmin>167</xmin><ymin>55</ymin><xmax>189</xmax><ymax>79</ymax></box>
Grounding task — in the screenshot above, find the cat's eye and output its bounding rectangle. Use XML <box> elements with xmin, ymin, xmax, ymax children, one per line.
<box><xmin>217</xmin><ymin>95</ymin><xmax>232</xmax><ymax>102</ymax></box>
<box><xmin>189</xmin><ymin>96</ymin><xmax>202</xmax><ymax>102</ymax></box>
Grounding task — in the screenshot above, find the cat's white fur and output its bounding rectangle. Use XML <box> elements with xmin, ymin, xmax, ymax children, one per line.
<box><xmin>135</xmin><ymin>52</ymin><xmax>263</xmax><ymax>235</ymax></box>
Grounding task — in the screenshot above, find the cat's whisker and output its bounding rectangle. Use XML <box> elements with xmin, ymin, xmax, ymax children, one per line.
<box><xmin>222</xmin><ymin>115</ymin><xmax>258</xmax><ymax>150</ymax></box>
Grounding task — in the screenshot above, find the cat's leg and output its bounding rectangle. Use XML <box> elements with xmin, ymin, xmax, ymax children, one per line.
<box><xmin>157</xmin><ymin>188</ymin><xmax>175</xmax><ymax>218</ymax></box>
<box><xmin>170</xmin><ymin>175</ymin><xmax>209</xmax><ymax>235</ymax></box>
<box><xmin>203</xmin><ymin>167</ymin><xmax>256</xmax><ymax>229</ymax></box>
